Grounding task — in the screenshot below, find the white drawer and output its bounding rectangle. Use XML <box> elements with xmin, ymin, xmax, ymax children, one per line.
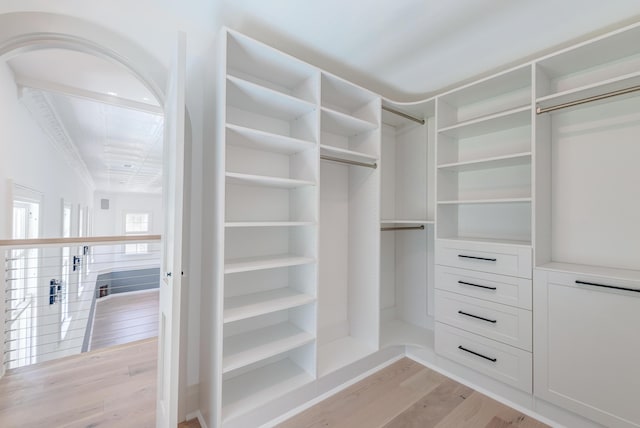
<box><xmin>435</xmin><ymin>265</ymin><xmax>532</xmax><ymax>309</ymax></box>
<box><xmin>435</xmin><ymin>239</ymin><xmax>532</xmax><ymax>278</ymax></box>
<box><xmin>435</xmin><ymin>290</ymin><xmax>532</xmax><ymax>351</ymax></box>
<box><xmin>435</xmin><ymin>322</ymin><xmax>532</xmax><ymax>393</ymax></box>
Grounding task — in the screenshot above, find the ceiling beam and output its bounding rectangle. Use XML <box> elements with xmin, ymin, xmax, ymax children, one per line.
<box><xmin>15</xmin><ymin>75</ymin><xmax>164</xmax><ymax>116</ymax></box>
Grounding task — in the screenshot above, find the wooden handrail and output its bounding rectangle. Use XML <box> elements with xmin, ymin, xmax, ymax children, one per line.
<box><xmin>0</xmin><ymin>234</ymin><xmax>162</xmax><ymax>249</ymax></box>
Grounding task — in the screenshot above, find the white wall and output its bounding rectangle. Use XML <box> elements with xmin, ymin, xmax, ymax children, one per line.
<box><xmin>0</xmin><ymin>61</ymin><xmax>94</xmax><ymax>239</ymax></box>
<box><xmin>93</xmin><ymin>191</ymin><xmax>163</xmax><ymax>236</ymax></box>
<box><xmin>0</xmin><ymin>60</ymin><xmax>96</xmax><ymax>367</ymax></box>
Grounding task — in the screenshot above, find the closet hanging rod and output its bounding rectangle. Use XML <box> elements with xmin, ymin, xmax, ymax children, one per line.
<box><xmin>382</xmin><ymin>105</ymin><xmax>425</xmax><ymax>125</ymax></box>
<box><xmin>381</xmin><ymin>225</ymin><xmax>425</xmax><ymax>231</ymax></box>
<box><xmin>320</xmin><ymin>155</ymin><xmax>377</xmax><ymax>169</ymax></box>
<box><xmin>536</xmin><ymin>84</ymin><xmax>640</xmax><ymax>114</ymax></box>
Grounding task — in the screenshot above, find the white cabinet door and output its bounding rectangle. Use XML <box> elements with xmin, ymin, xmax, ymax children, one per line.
<box><xmin>534</xmin><ymin>269</ymin><xmax>640</xmax><ymax>428</ymax></box>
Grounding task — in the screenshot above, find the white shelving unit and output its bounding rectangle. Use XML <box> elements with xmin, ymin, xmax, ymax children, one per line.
<box><xmin>217</xmin><ymin>30</ymin><xmax>320</xmax><ymax>426</ymax></box>
<box><xmin>436</xmin><ymin>66</ymin><xmax>533</xmax><ymax>245</ymax></box>
<box><xmin>317</xmin><ymin>73</ymin><xmax>381</xmax><ymax>377</ymax></box>
<box><xmin>379</xmin><ymin>100</ymin><xmax>436</xmax><ymax>349</ymax></box>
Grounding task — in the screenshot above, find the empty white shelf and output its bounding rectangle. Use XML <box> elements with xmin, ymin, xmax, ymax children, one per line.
<box><xmin>227</xmin><ymin>75</ymin><xmax>316</xmax><ymax>120</ymax></box>
<box><xmin>226</xmin><ymin>172</ymin><xmax>315</xmax><ymax>189</ymax></box>
<box><xmin>223</xmin><ymin>322</ymin><xmax>315</xmax><ymax>373</ymax></box>
<box><xmin>437</xmin><ymin>236</ymin><xmax>532</xmax><ymax>248</ymax></box>
<box><xmin>225</xmin><ymin>221</ymin><xmax>315</xmax><ymax>228</ymax></box>
<box><xmin>438</xmin><ymin>106</ymin><xmax>530</xmax><ymax>138</ymax></box>
<box><xmin>226</xmin><ymin>124</ymin><xmax>316</xmax><ymax>154</ymax></box>
<box><xmin>321</xmin><ymin>107</ymin><xmax>377</xmax><ymax>137</ymax></box>
<box><xmin>224</xmin><ymin>288</ymin><xmax>316</xmax><ymax>323</ymax></box>
<box><xmin>536</xmin><ymin>70</ymin><xmax>640</xmax><ymax>113</ymax></box>
<box><xmin>381</xmin><ymin>219</ymin><xmax>434</xmax><ymax>225</ymax></box>
<box><xmin>222</xmin><ymin>358</ymin><xmax>313</xmax><ymax>422</ymax></box>
<box><xmin>536</xmin><ymin>262</ymin><xmax>640</xmax><ymax>283</ymax></box>
<box><xmin>225</xmin><ymin>254</ymin><xmax>316</xmax><ymax>274</ymax></box>
<box><xmin>438</xmin><ymin>197</ymin><xmax>532</xmax><ymax>205</ymax></box>
<box><xmin>320</xmin><ymin>144</ymin><xmax>377</xmax><ymax>165</ymax></box>
<box><xmin>438</xmin><ymin>152</ymin><xmax>532</xmax><ymax>172</ymax></box>
<box><xmin>317</xmin><ymin>336</ymin><xmax>375</xmax><ymax>377</ymax></box>
<box><xmin>380</xmin><ymin>319</ymin><xmax>434</xmax><ymax>349</ymax></box>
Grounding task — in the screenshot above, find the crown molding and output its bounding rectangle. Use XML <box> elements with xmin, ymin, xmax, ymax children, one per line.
<box><xmin>20</xmin><ymin>87</ymin><xmax>97</xmax><ymax>193</ymax></box>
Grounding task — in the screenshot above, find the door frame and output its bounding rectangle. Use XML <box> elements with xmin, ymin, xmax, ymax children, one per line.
<box><xmin>0</xmin><ymin>11</ymin><xmax>191</xmax><ymax>424</ymax></box>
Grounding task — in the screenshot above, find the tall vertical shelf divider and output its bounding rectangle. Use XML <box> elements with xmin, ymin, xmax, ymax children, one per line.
<box><xmin>379</xmin><ymin>100</ymin><xmax>436</xmax><ymax>349</ymax></box>
<box><xmin>218</xmin><ymin>30</ymin><xmax>321</xmax><ymax>425</ymax></box>
<box><xmin>317</xmin><ymin>73</ymin><xmax>381</xmax><ymax>377</ymax></box>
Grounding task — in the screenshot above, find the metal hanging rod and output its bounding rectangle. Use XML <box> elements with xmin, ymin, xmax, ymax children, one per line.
<box><xmin>382</xmin><ymin>105</ymin><xmax>425</xmax><ymax>125</ymax></box>
<box><xmin>381</xmin><ymin>225</ymin><xmax>425</xmax><ymax>231</ymax></box>
<box><xmin>320</xmin><ymin>155</ymin><xmax>377</xmax><ymax>169</ymax></box>
<box><xmin>536</xmin><ymin>84</ymin><xmax>640</xmax><ymax>114</ymax></box>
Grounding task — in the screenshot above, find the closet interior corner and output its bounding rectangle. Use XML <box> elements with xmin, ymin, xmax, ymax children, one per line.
<box><xmin>379</xmin><ymin>100</ymin><xmax>436</xmax><ymax>349</ymax></box>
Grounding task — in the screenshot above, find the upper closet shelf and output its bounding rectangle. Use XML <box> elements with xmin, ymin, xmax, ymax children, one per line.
<box><xmin>438</xmin><ymin>152</ymin><xmax>532</xmax><ymax>172</ymax></box>
<box><xmin>225</xmin><ymin>221</ymin><xmax>315</xmax><ymax>228</ymax></box>
<box><xmin>438</xmin><ymin>106</ymin><xmax>530</xmax><ymax>138</ymax></box>
<box><xmin>222</xmin><ymin>322</ymin><xmax>315</xmax><ymax>373</ymax></box>
<box><xmin>381</xmin><ymin>220</ymin><xmax>434</xmax><ymax>225</ymax></box>
<box><xmin>227</xmin><ymin>75</ymin><xmax>316</xmax><ymax>120</ymax></box>
<box><xmin>226</xmin><ymin>172</ymin><xmax>315</xmax><ymax>189</ymax></box>
<box><xmin>320</xmin><ymin>144</ymin><xmax>378</xmax><ymax>166</ymax></box>
<box><xmin>321</xmin><ymin>107</ymin><xmax>377</xmax><ymax>137</ymax></box>
<box><xmin>536</xmin><ymin>71</ymin><xmax>640</xmax><ymax>114</ymax></box>
<box><xmin>224</xmin><ymin>254</ymin><xmax>316</xmax><ymax>274</ymax></box>
<box><xmin>226</xmin><ymin>124</ymin><xmax>316</xmax><ymax>154</ymax></box>
<box><xmin>438</xmin><ymin>197</ymin><xmax>532</xmax><ymax>205</ymax></box>
<box><xmin>536</xmin><ymin>262</ymin><xmax>640</xmax><ymax>283</ymax></box>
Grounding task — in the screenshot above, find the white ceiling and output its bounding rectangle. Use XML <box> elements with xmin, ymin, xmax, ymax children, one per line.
<box><xmin>7</xmin><ymin>49</ymin><xmax>164</xmax><ymax>194</ymax></box>
<box><xmin>2</xmin><ymin>2</ymin><xmax>640</xmax><ymax>196</ymax></box>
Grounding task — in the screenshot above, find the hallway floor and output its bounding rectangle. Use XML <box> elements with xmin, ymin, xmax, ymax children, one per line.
<box><xmin>0</xmin><ymin>338</ymin><xmax>157</xmax><ymax>427</ymax></box>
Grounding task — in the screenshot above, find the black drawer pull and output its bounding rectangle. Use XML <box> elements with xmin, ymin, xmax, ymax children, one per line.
<box><xmin>458</xmin><ymin>310</ymin><xmax>497</xmax><ymax>324</ymax></box>
<box><xmin>575</xmin><ymin>280</ymin><xmax>640</xmax><ymax>294</ymax></box>
<box><xmin>458</xmin><ymin>345</ymin><xmax>497</xmax><ymax>362</ymax></box>
<box><xmin>458</xmin><ymin>280</ymin><xmax>497</xmax><ymax>291</ymax></box>
<box><xmin>458</xmin><ymin>254</ymin><xmax>497</xmax><ymax>262</ymax></box>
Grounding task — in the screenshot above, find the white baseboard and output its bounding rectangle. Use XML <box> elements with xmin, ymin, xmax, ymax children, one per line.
<box><xmin>186</xmin><ymin>410</ymin><xmax>207</xmax><ymax>428</ymax></box>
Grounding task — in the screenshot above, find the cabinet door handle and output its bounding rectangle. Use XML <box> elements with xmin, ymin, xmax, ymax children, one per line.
<box><xmin>458</xmin><ymin>254</ymin><xmax>497</xmax><ymax>262</ymax></box>
<box><xmin>458</xmin><ymin>345</ymin><xmax>497</xmax><ymax>362</ymax></box>
<box><xmin>575</xmin><ymin>280</ymin><xmax>640</xmax><ymax>294</ymax></box>
<box><xmin>458</xmin><ymin>280</ymin><xmax>497</xmax><ymax>290</ymax></box>
<box><xmin>458</xmin><ymin>310</ymin><xmax>497</xmax><ymax>324</ymax></box>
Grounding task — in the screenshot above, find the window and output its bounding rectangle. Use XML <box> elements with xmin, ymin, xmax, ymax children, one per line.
<box><xmin>124</xmin><ymin>212</ymin><xmax>151</xmax><ymax>254</ymax></box>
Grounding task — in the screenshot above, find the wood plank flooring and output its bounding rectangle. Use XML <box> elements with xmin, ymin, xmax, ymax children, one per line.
<box><xmin>278</xmin><ymin>358</ymin><xmax>549</xmax><ymax>428</ymax></box>
<box><xmin>0</xmin><ymin>338</ymin><xmax>157</xmax><ymax>427</ymax></box>
<box><xmin>90</xmin><ymin>290</ymin><xmax>159</xmax><ymax>351</ymax></box>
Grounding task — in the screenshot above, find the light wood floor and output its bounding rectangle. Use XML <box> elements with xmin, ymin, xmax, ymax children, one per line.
<box><xmin>90</xmin><ymin>290</ymin><xmax>159</xmax><ymax>351</ymax></box>
<box><xmin>0</xmin><ymin>338</ymin><xmax>157</xmax><ymax>427</ymax></box>
<box><xmin>278</xmin><ymin>358</ymin><xmax>549</xmax><ymax>428</ymax></box>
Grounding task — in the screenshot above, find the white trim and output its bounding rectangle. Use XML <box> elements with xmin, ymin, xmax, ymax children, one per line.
<box><xmin>186</xmin><ymin>411</ymin><xmax>208</xmax><ymax>428</ymax></box>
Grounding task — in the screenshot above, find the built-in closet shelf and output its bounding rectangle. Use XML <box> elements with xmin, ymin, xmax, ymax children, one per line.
<box><xmin>380</xmin><ymin>319</ymin><xmax>434</xmax><ymax>349</ymax></box>
<box><xmin>225</xmin><ymin>124</ymin><xmax>316</xmax><ymax>154</ymax></box>
<box><xmin>437</xmin><ymin>237</ymin><xmax>532</xmax><ymax>248</ymax></box>
<box><xmin>321</xmin><ymin>107</ymin><xmax>377</xmax><ymax>137</ymax></box>
<box><xmin>437</xmin><ymin>152</ymin><xmax>532</xmax><ymax>172</ymax></box>
<box><xmin>536</xmin><ymin>262</ymin><xmax>640</xmax><ymax>283</ymax></box>
<box><xmin>317</xmin><ymin>337</ymin><xmax>375</xmax><ymax>377</ymax></box>
<box><xmin>319</xmin><ymin>144</ymin><xmax>378</xmax><ymax>165</ymax></box>
<box><xmin>221</xmin><ymin>358</ymin><xmax>313</xmax><ymax>423</ymax></box>
<box><xmin>381</xmin><ymin>220</ymin><xmax>434</xmax><ymax>225</ymax></box>
<box><xmin>226</xmin><ymin>172</ymin><xmax>315</xmax><ymax>189</ymax></box>
<box><xmin>226</xmin><ymin>75</ymin><xmax>316</xmax><ymax>120</ymax></box>
<box><xmin>225</xmin><ymin>221</ymin><xmax>315</xmax><ymax>228</ymax></box>
<box><xmin>438</xmin><ymin>197</ymin><xmax>531</xmax><ymax>205</ymax></box>
<box><xmin>224</xmin><ymin>254</ymin><xmax>316</xmax><ymax>274</ymax></box>
<box><xmin>536</xmin><ymin>70</ymin><xmax>640</xmax><ymax>113</ymax></box>
<box><xmin>224</xmin><ymin>289</ymin><xmax>316</xmax><ymax>323</ymax></box>
<box><xmin>222</xmin><ymin>322</ymin><xmax>315</xmax><ymax>373</ymax></box>
<box><xmin>438</xmin><ymin>106</ymin><xmax>530</xmax><ymax>138</ymax></box>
